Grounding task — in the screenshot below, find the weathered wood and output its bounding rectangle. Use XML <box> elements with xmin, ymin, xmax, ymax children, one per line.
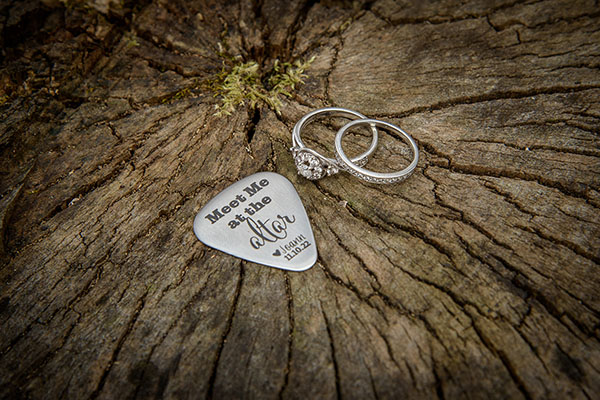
<box><xmin>1</xmin><ymin>0</ymin><xmax>599</xmax><ymax>399</ymax></box>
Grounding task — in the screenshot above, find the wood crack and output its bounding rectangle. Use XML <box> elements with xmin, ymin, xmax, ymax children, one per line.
<box><xmin>468</xmin><ymin>309</ymin><xmax>534</xmax><ymax>400</ymax></box>
<box><xmin>206</xmin><ymin>262</ymin><xmax>244</xmax><ymax>399</ymax></box>
<box><xmin>89</xmin><ymin>290</ymin><xmax>149</xmax><ymax>399</ymax></box>
<box><xmin>278</xmin><ymin>272</ymin><xmax>295</xmax><ymax>400</ymax></box>
<box><xmin>130</xmin><ymin>258</ymin><xmax>218</xmax><ymax>399</ymax></box>
<box><xmin>516</xmin><ymin>223</ymin><xmax>600</xmax><ymax>265</ymax></box>
<box><xmin>326</xmin><ymin>224</ymin><xmax>382</xmax><ymax>289</ymax></box>
<box><xmin>458</xmin><ymin>138</ymin><xmax>600</xmax><ymax>158</ymax></box>
<box><xmin>371</xmin><ymin>85</ymin><xmax>600</xmax><ymax>120</ymax></box>
<box><xmin>320</xmin><ymin>302</ymin><xmax>341</xmax><ymax>400</ymax></box>
<box><xmin>372</xmin><ymin>325</ymin><xmax>403</xmax><ymax>375</ymax></box>
<box><xmin>421</xmin><ymin>148</ymin><xmax>595</xmax><ymax>201</ymax></box>
<box><xmin>491</xmin><ymin>253</ymin><xmax>599</xmax><ymax>339</ymax></box>
<box><xmin>2</xmin><ymin>1</ymin><xmax>599</xmax><ymax>398</ymax></box>
<box><xmin>313</xmin><ymin>180</ymin><xmax>469</xmax><ymax>280</ymax></box>
<box><xmin>369</xmin><ymin>0</ymin><xmax>529</xmax><ymax>27</ymax></box>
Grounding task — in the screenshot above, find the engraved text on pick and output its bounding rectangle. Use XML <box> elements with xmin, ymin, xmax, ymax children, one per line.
<box><xmin>202</xmin><ymin>177</ymin><xmax>297</xmax><ymax>250</ymax></box>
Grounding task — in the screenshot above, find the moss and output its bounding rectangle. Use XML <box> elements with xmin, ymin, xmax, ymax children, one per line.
<box><xmin>173</xmin><ymin>87</ymin><xmax>190</xmax><ymax>100</ymax></box>
<box><xmin>59</xmin><ymin>0</ymin><xmax>94</xmax><ymax>13</ymax></box>
<box><xmin>211</xmin><ymin>55</ymin><xmax>315</xmax><ymax>116</ymax></box>
<box><xmin>339</xmin><ymin>18</ymin><xmax>352</xmax><ymax>33</ymax></box>
<box><xmin>161</xmin><ymin>84</ymin><xmax>197</xmax><ymax>104</ymax></box>
<box><xmin>124</xmin><ymin>32</ymin><xmax>140</xmax><ymax>49</ymax></box>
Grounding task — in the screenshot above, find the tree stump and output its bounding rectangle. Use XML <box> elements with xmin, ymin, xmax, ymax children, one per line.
<box><xmin>1</xmin><ymin>0</ymin><xmax>599</xmax><ymax>398</ymax></box>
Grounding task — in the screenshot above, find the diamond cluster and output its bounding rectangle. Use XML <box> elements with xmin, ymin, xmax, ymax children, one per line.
<box><xmin>292</xmin><ymin>148</ymin><xmax>339</xmax><ymax>180</ymax></box>
<box><xmin>294</xmin><ymin>151</ymin><xmax>326</xmax><ymax>180</ymax></box>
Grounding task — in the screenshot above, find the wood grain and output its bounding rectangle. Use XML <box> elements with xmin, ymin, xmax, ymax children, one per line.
<box><xmin>1</xmin><ymin>0</ymin><xmax>599</xmax><ymax>398</ymax></box>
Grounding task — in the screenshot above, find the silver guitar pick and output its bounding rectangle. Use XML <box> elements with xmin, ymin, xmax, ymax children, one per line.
<box><xmin>193</xmin><ymin>172</ymin><xmax>318</xmax><ymax>271</ymax></box>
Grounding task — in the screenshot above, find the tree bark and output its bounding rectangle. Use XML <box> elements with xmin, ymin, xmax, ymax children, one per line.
<box><xmin>1</xmin><ymin>0</ymin><xmax>599</xmax><ymax>399</ymax></box>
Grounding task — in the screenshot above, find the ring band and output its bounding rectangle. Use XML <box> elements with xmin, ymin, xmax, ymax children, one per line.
<box><xmin>291</xmin><ymin>107</ymin><xmax>378</xmax><ymax>180</ymax></box>
<box><xmin>334</xmin><ymin>119</ymin><xmax>419</xmax><ymax>184</ymax></box>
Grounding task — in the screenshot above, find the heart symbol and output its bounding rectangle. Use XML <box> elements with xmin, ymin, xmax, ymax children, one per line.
<box><xmin>193</xmin><ymin>172</ymin><xmax>317</xmax><ymax>271</ymax></box>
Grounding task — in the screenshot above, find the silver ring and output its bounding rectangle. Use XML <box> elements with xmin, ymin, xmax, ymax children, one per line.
<box><xmin>291</xmin><ymin>107</ymin><xmax>378</xmax><ymax>180</ymax></box>
<box><xmin>334</xmin><ymin>119</ymin><xmax>419</xmax><ymax>184</ymax></box>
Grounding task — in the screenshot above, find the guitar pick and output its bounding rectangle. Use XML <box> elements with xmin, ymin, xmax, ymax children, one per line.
<box><xmin>193</xmin><ymin>172</ymin><xmax>318</xmax><ymax>271</ymax></box>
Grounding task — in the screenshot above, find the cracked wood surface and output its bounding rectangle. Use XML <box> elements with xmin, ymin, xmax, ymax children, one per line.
<box><xmin>1</xmin><ymin>0</ymin><xmax>599</xmax><ymax>399</ymax></box>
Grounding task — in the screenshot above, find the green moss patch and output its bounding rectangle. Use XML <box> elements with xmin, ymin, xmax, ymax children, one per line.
<box><xmin>211</xmin><ymin>56</ymin><xmax>315</xmax><ymax>116</ymax></box>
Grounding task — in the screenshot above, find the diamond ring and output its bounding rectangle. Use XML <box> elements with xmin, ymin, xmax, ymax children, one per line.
<box><xmin>291</xmin><ymin>107</ymin><xmax>378</xmax><ymax>180</ymax></box>
<box><xmin>334</xmin><ymin>119</ymin><xmax>419</xmax><ymax>184</ymax></box>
